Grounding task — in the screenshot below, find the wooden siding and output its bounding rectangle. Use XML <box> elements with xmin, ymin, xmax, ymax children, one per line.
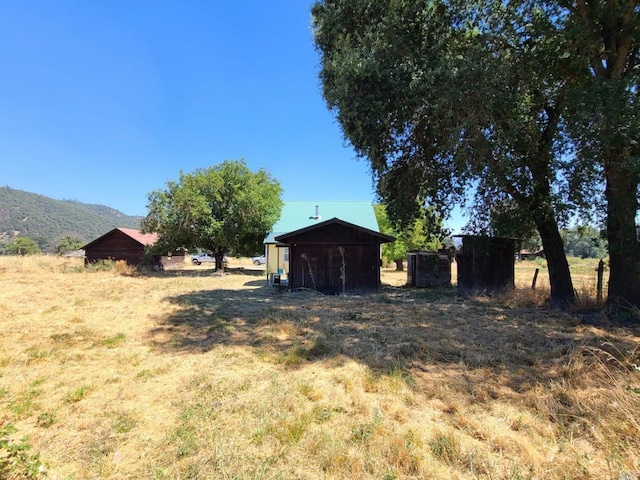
<box><xmin>281</xmin><ymin>222</ymin><xmax>385</xmax><ymax>245</ymax></box>
<box><xmin>289</xmin><ymin>244</ymin><xmax>381</xmax><ymax>294</ymax></box>
<box><xmin>85</xmin><ymin>230</ymin><xmax>149</xmax><ymax>265</ymax></box>
<box><xmin>455</xmin><ymin>236</ymin><xmax>515</xmax><ymax>295</ymax></box>
<box><xmin>274</xmin><ymin>219</ymin><xmax>392</xmax><ymax>294</ymax></box>
<box><xmin>407</xmin><ymin>252</ymin><xmax>451</xmax><ymax>287</ymax></box>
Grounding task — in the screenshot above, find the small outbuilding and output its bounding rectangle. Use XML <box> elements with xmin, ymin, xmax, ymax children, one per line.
<box><xmin>274</xmin><ymin>218</ymin><xmax>394</xmax><ymax>294</ymax></box>
<box><xmin>264</xmin><ymin>202</ymin><xmax>384</xmax><ymax>279</ymax></box>
<box><xmin>455</xmin><ymin>235</ymin><xmax>516</xmax><ymax>295</ymax></box>
<box><xmin>83</xmin><ymin>228</ymin><xmax>160</xmax><ymax>266</ymax></box>
<box><xmin>407</xmin><ymin>251</ymin><xmax>452</xmax><ymax>287</ymax></box>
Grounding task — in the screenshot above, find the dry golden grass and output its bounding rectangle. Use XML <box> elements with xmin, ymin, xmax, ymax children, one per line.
<box><xmin>1</xmin><ymin>255</ymin><xmax>638</xmax><ymax>479</ymax></box>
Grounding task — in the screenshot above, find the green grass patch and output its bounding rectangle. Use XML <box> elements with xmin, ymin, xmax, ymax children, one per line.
<box><xmin>94</xmin><ymin>333</ymin><xmax>126</xmax><ymax>348</ymax></box>
<box><xmin>64</xmin><ymin>385</ymin><xmax>91</xmax><ymax>404</ymax></box>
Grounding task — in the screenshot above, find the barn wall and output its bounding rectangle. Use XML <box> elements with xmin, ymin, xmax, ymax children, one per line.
<box><xmin>85</xmin><ymin>230</ymin><xmax>148</xmax><ymax>265</ymax></box>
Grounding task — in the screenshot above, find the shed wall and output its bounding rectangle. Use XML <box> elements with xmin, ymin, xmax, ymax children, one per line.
<box><xmin>455</xmin><ymin>237</ymin><xmax>515</xmax><ymax>295</ymax></box>
<box><xmin>407</xmin><ymin>252</ymin><xmax>451</xmax><ymax>287</ymax></box>
<box><xmin>288</xmin><ymin>244</ymin><xmax>381</xmax><ymax>294</ymax></box>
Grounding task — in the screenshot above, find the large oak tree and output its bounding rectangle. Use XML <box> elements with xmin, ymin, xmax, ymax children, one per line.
<box><xmin>313</xmin><ymin>0</ymin><xmax>640</xmax><ymax>313</ymax></box>
<box><xmin>562</xmin><ymin>0</ymin><xmax>640</xmax><ymax>312</ymax></box>
<box><xmin>312</xmin><ymin>0</ymin><xmax>578</xmax><ymax>306</ymax></box>
<box><xmin>142</xmin><ymin>159</ymin><xmax>283</xmax><ymax>270</ymax></box>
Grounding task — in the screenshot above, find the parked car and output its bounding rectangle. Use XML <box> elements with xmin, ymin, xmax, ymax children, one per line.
<box><xmin>191</xmin><ymin>254</ymin><xmax>228</xmax><ymax>266</ymax></box>
<box><xmin>251</xmin><ymin>255</ymin><xmax>267</xmax><ymax>265</ymax></box>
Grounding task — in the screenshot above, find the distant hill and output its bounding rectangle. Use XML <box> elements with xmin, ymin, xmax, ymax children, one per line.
<box><xmin>0</xmin><ymin>186</ymin><xmax>143</xmax><ymax>253</ymax></box>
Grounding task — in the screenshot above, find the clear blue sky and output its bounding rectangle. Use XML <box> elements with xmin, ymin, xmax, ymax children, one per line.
<box><xmin>0</xmin><ymin>1</ymin><xmax>466</xmax><ymax>232</ymax></box>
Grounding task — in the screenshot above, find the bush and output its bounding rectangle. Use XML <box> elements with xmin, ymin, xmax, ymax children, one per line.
<box><xmin>0</xmin><ymin>424</ymin><xmax>45</xmax><ymax>479</ymax></box>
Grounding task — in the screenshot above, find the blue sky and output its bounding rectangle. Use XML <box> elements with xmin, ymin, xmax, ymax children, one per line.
<box><xmin>0</xmin><ymin>1</ymin><xmax>466</xmax><ymax>232</ymax></box>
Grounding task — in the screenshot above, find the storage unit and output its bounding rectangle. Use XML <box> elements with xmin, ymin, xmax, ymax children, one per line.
<box><xmin>455</xmin><ymin>236</ymin><xmax>516</xmax><ymax>295</ymax></box>
<box><xmin>407</xmin><ymin>251</ymin><xmax>451</xmax><ymax>287</ymax></box>
<box><xmin>275</xmin><ymin>218</ymin><xmax>394</xmax><ymax>294</ymax></box>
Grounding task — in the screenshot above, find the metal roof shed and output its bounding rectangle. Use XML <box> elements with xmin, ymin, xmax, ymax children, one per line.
<box><xmin>275</xmin><ymin>218</ymin><xmax>394</xmax><ymax>294</ymax></box>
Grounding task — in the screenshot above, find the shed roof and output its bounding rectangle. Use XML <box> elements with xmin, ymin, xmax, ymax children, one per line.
<box><xmin>83</xmin><ymin>228</ymin><xmax>159</xmax><ymax>249</ymax></box>
<box><xmin>274</xmin><ymin>217</ymin><xmax>394</xmax><ymax>243</ymax></box>
<box><xmin>265</xmin><ymin>201</ymin><xmax>380</xmax><ymax>243</ymax></box>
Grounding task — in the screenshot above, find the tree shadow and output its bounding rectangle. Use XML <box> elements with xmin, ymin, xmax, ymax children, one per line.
<box><xmin>145</xmin><ymin>267</ymin><xmax>266</xmax><ymax>279</ymax></box>
<box><xmin>145</xmin><ymin>284</ymin><xmax>640</xmax><ymax>400</ymax></box>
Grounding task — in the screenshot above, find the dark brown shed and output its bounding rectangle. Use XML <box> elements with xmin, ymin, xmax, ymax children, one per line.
<box><xmin>407</xmin><ymin>251</ymin><xmax>452</xmax><ymax>287</ymax></box>
<box><xmin>274</xmin><ymin>218</ymin><xmax>394</xmax><ymax>294</ymax></box>
<box><xmin>82</xmin><ymin>228</ymin><xmax>159</xmax><ymax>266</ymax></box>
<box><xmin>455</xmin><ymin>235</ymin><xmax>516</xmax><ymax>295</ymax></box>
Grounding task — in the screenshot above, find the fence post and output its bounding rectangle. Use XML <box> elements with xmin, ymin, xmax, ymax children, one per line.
<box><xmin>596</xmin><ymin>258</ymin><xmax>604</xmax><ymax>303</ymax></box>
<box><xmin>531</xmin><ymin>268</ymin><xmax>539</xmax><ymax>291</ymax></box>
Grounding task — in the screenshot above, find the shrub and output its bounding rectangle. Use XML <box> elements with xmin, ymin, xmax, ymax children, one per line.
<box><xmin>0</xmin><ymin>424</ymin><xmax>45</xmax><ymax>479</ymax></box>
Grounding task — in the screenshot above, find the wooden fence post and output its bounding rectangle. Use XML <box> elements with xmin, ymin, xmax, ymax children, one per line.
<box><xmin>531</xmin><ymin>268</ymin><xmax>539</xmax><ymax>291</ymax></box>
<box><xmin>596</xmin><ymin>258</ymin><xmax>604</xmax><ymax>303</ymax></box>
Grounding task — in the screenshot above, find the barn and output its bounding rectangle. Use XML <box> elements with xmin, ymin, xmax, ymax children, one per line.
<box><xmin>83</xmin><ymin>228</ymin><xmax>160</xmax><ymax>266</ymax></box>
<box><xmin>274</xmin><ymin>217</ymin><xmax>394</xmax><ymax>294</ymax></box>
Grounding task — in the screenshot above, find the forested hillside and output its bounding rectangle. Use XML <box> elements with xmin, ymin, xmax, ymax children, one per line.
<box><xmin>0</xmin><ymin>186</ymin><xmax>142</xmax><ymax>252</ymax></box>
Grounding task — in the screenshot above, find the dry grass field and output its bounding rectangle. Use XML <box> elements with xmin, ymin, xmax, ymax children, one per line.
<box><xmin>0</xmin><ymin>255</ymin><xmax>638</xmax><ymax>479</ymax></box>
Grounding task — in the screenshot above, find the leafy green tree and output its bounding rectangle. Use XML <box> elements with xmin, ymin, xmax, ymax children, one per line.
<box><xmin>561</xmin><ymin>1</ymin><xmax>640</xmax><ymax>310</ymax></box>
<box><xmin>55</xmin><ymin>235</ymin><xmax>84</xmax><ymax>255</ymax></box>
<box><xmin>312</xmin><ymin>0</ymin><xmax>577</xmax><ymax>306</ymax></box>
<box><xmin>142</xmin><ymin>159</ymin><xmax>283</xmax><ymax>270</ymax></box>
<box><xmin>562</xmin><ymin>226</ymin><xmax>608</xmax><ymax>260</ymax></box>
<box><xmin>5</xmin><ymin>237</ymin><xmax>41</xmax><ymax>255</ymax></box>
<box><xmin>374</xmin><ymin>204</ymin><xmax>443</xmax><ymax>270</ymax></box>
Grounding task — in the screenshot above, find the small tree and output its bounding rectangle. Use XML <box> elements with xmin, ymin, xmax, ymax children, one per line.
<box><xmin>5</xmin><ymin>237</ymin><xmax>41</xmax><ymax>256</ymax></box>
<box><xmin>374</xmin><ymin>204</ymin><xmax>443</xmax><ymax>271</ymax></box>
<box><xmin>142</xmin><ymin>159</ymin><xmax>283</xmax><ymax>270</ymax></box>
<box><xmin>55</xmin><ymin>236</ymin><xmax>84</xmax><ymax>255</ymax></box>
<box><xmin>562</xmin><ymin>226</ymin><xmax>608</xmax><ymax>259</ymax></box>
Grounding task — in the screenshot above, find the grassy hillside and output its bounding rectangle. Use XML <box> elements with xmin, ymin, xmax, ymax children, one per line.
<box><xmin>0</xmin><ymin>186</ymin><xmax>142</xmax><ymax>252</ymax></box>
<box><xmin>0</xmin><ymin>256</ymin><xmax>638</xmax><ymax>479</ymax></box>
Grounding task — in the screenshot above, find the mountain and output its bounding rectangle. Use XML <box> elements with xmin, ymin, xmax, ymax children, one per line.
<box><xmin>0</xmin><ymin>186</ymin><xmax>143</xmax><ymax>252</ymax></box>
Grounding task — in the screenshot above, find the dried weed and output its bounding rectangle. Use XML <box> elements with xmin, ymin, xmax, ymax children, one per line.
<box><xmin>0</xmin><ymin>255</ymin><xmax>637</xmax><ymax>479</ymax></box>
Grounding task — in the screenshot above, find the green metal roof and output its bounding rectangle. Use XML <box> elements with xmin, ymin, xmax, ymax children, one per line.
<box><xmin>265</xmin><ymin>201</ymin><xmax>380</xmax><ymax>243</ymax></box>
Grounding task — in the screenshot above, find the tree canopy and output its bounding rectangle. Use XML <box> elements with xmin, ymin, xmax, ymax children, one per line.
<box><xmin>312</xmin><ymin>0</ymin><xmax>640</xmax><ymax>312</ymax></box>
<box><xmin>561</xmin><ymin>226</ymin><xmax>608</xmax><ymax>260</ymax></box>
<box><xmin>312</xmin><ymin>0</ymin><xmax>578</xmax><ymax>306</ymax></box>
<box><xmin>142</xmin><ymin>160</ymin><xmax>283</xmax><ymax>270</ymax></box>
<box><xmin>55</xmin><ymin>236</ymin><xmax>85</xmax><ymax>255</ymax></box>
<box><xmin>374</xmin><ymin>204</ymin><xmax>444</xmax><ymax>270</ymax></box>
<box><xmin>4</xmin><ymin>237</ymin><xmax>41</xmax><ymax>256</ymax></box>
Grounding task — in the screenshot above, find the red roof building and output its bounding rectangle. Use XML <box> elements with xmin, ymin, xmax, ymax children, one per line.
<box><xmin>82</xmin><ymin>228</ymin><xmax>159</xmax><ymax>265</ymax></box>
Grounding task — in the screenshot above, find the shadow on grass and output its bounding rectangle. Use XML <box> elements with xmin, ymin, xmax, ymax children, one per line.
<box><xmin>146</xmin><ymin>282</ymin><xmax>640</xmax><ymax>397</ymax></box>
<box><xmin>145</xmin><ymin>267</ymin><xmax>266</xmax><ymax>279</ymax></box>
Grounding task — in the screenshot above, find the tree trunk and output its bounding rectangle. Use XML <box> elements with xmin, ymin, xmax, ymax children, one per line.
<box><xmin>605</xmin><ymin>162</ymin><xmax>640</xmax><ymax>314</ymax></box>
<box><xmin>214</xmin><ymin>249</ymin><xmax>226</xmax><ymax>272</ymax></box>
<box><xmin>533</xmin><ymin>211</ymin><xmax>576</xmax><ymax>308</ymax></box>
<box><xmin>394</xmin><ymin>259</ymin><xmax>404</xmax><ymax>271</ymax></box>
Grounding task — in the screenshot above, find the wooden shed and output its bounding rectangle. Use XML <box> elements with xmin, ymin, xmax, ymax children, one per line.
<box><xmin>407</xmin><ymin>251</ymin><xmax>452</xmax><ymax>287</ymax></box>
<box><xmin>274</xmin><ymin>218</ymin><xmax>394</xmax><ymax>294</ymax></box>
<box><xmin>83</xmin><ymin>228</ymin><xmax>160</xmax><ymax>266</ymax></box>
<box><xmin>455</xmin><ymin>236</ymin><xmax>516</xmax><ymax>295</ymax></box>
